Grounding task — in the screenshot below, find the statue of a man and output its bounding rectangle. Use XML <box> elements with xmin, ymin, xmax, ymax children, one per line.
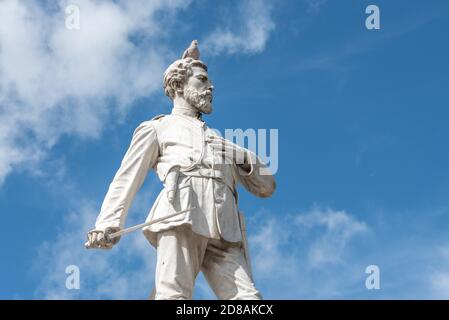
<box><xmin>85</xmin><ymin>41</ymin><xmax>276</xmax><ymax>300</ymax></box>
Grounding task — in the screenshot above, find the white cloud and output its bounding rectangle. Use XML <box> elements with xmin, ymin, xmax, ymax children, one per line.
<box><xmin>249</xmin><ymin>214</ymin><xmax>297</xmax><ymax>278</ymax></box>
<box><xmin>202</xmin><ymin>0</ymin><xmax>275</xmax><ymax>56</ymax></box>
<box><xmin>295</xmin><ymin>207</ymin><xmax>368</xmax><ymax>268</ymax></box>
<box><xmin>430</xmin><ymin>273</ymin><xmax>449</xmax><ymax>299</ymax></box>
<box><xmin>0</xmin><ymin>0</ymin><xmax>189</xmax><ymax>185</ymax></box>
<box><xmin>428</xmin><ymin>245</ymin><xmax>449</xmax><ymax>299</ymax></box>
<box><xmin>34</xmin><ymin>181</ymin><xmax>161</xmax><ymax>299</ymax></box>
<box><xmin>246</xmin><ymin>206</ymin><xmax>369</xmax><ymax>298</ymax></box>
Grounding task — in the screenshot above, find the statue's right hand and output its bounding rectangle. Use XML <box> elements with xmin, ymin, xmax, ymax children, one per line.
<box><xmin>85</xmin><ymin>227</ymin><xmax>120</xmax><ymax>250</ymax></box>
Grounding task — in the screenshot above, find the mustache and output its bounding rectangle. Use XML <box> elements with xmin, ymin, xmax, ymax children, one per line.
<box><xmin>184</xmin><ymin>87</ymin><xmax>213</xmax><ymax>104</ymax></box>
<box><xmin>201</xmin><ymin>89</ymin><xmax>212</xmax><ymax>96</ymax></box>
<box><xmin>198</xmin><ymin>89</ymin><xmax>213</xmax><ymax>102</ymax></box>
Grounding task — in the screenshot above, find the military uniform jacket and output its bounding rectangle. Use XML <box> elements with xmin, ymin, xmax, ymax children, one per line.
<box><xmin>95</xmin><ymin>110</ymin><xmax>276</xmax><ymax>247</ymax></box>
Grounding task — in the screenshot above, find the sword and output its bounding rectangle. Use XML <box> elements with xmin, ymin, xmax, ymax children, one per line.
<box><xmin>106</xmin><ymin>207</ymin><xmax>195</xmax><ymax>241</ymax></box>
<box><xmin>85</xmin><ymin>207</ymin><xmax>196</xmax><ymax>249</ymax></box>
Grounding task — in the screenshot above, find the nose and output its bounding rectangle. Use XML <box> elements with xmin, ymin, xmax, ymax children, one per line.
<box><xmin>208</xmin><ymin>85</ymin><xmax>214</xmax><ymax>92</ymax></box>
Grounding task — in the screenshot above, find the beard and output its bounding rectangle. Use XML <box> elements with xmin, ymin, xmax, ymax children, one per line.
<box><xmin>184</xmin><ymin>87</ymin><xmax>213</xmax><ymax>114</ymax></box>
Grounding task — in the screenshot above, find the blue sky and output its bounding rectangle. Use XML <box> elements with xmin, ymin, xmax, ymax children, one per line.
<box><xmin>1</xmin><ymin>0</ymin><xmax>449</xmax><ymax>299</ymax></box>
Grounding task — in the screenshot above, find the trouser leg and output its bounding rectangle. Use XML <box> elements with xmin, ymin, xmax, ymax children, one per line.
<box><xmin>154</xmin><ymin>226</ymin><xmax>208</xmax><ymax>300</ymax></box>
<box><xmin>201</xmin><ymin>239</ymin><xmax>262</xmax><ymax>300</ymax></box>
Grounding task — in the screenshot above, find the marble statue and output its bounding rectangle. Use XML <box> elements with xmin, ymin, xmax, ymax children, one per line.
<box><xmin>85</xmin><ymin>40</ymin><xmax>276</xmax><ymax>300</ymax></box>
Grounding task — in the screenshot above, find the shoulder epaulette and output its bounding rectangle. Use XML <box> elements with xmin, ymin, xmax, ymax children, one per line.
<box><xmin>150</xmin><ymin>114</ymin><xmax>166</xmax><ymax>121</ymax></box>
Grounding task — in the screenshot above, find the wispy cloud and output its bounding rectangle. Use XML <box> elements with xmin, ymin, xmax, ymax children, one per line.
<box><xmin>295</xmin><ymin>208</ymin><xmax>368</xmax><ymax>268</ymax></box>
<box><xmin>202</xmin><ymin>0</ymin><xmax>275</xmax><ymax>56</ymax></box>
<box><xmin>246</xmin><ymin>206</ymin><xmax>370</xmax><ymax>299</ymax></box>
<box><xmin>34</xmin><ymin>181</ymin><xmax>161</xmax><ymax>299</ymax></box>
<box><xmin>430</xmin><ymin>272</ymin><xmax>449</xmax><ymax>299</ymax></box>
<box><xmin>428</xmin><ymin>246</ymin><xmax>449</xmax><ymax>299</ymax></box>
<box><xmin>0</xmin><ymin>0</ymin><xmax>189</xmax><ymax>185</ymax></box>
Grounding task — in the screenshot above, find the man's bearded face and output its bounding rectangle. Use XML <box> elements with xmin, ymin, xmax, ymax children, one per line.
<box><xmin>184</xmin><ymin>66</ymin><xmax>213</xmax><ymax>114</ymax></box>
<box><xmin>184</xmin><ymin>86</ymin><xmax>213</xmax><ymax>114</ymax></box>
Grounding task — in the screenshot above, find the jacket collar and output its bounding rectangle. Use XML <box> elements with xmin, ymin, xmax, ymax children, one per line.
<box><xmin>171</xmin><ymin>106</ymin><xmax>205</xmax><ymax>125</ymax></box>
<box><xmin>171</xmin><ymin>106</ymin><xmax>200</xmax><ymax>117</ymax></box>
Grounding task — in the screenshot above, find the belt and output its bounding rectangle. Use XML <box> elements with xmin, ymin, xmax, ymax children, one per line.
<box><xmin>181</xmin><ymin>168</ymin><xmax>236</xmax><ymax>196</ymax></box>
<box><xmin>182</xmin><ymin>168</ymin><xmax>225</xmax><ymax>179</ymax></box>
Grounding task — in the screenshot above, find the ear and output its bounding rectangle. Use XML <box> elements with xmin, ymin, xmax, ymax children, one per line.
<box><xmin>172</xmin><ymin>80</ymin><xmax>185</xmax><ymax>97</ymax></box>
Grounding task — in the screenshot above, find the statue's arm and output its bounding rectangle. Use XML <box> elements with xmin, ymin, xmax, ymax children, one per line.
<box><xmin>235</xmin><ymin>150</ymin><xmax>276</xmax><ymax>198</ymax></box>
<box><xmin>94</xmin><ymin>121</ymin><xmax>159</xmax><ymax>232</ymax></box>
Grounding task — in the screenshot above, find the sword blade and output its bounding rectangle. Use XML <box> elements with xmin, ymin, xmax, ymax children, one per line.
<box><xmin>107</xmin><ymin>207</ymin><xmax>195</xmax><ymax>240</ymax></box>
